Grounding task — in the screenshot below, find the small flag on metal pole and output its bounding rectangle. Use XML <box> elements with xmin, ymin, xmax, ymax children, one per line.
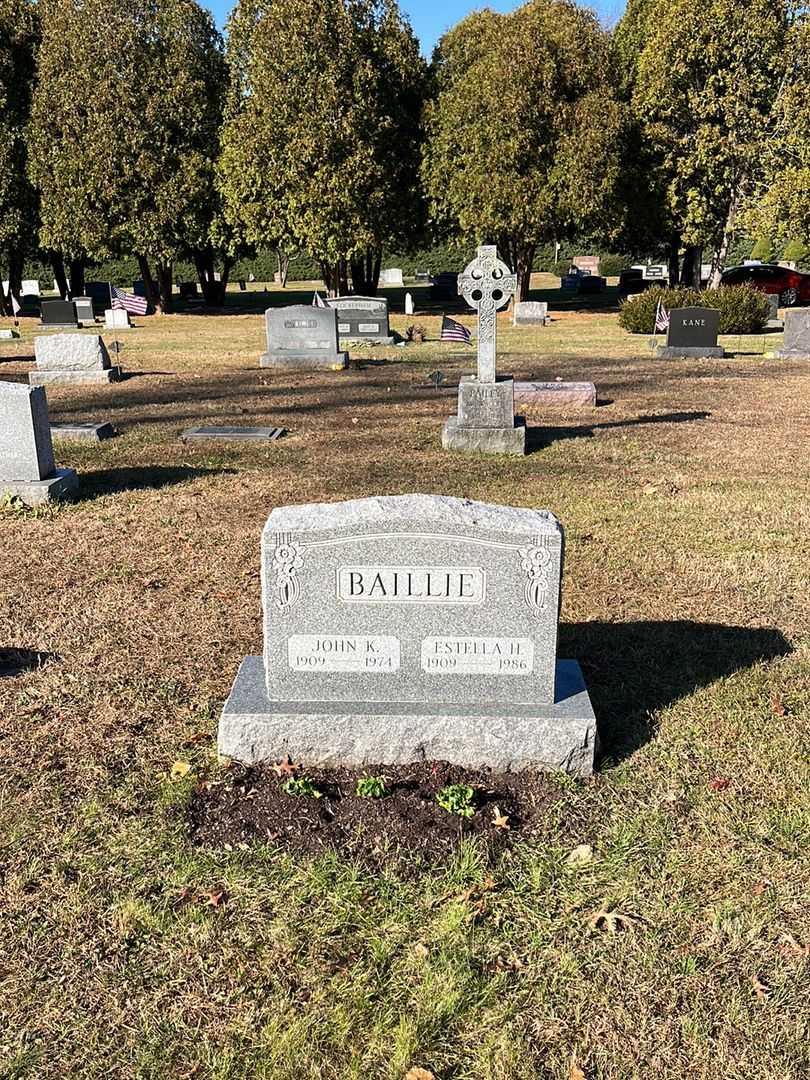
<box><xmin>440</xmin><ymin>315</ymin><xmax>471</xmax><ymax>343</ymax></box>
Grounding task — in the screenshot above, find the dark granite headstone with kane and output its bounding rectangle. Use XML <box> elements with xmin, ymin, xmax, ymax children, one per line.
<box><xmin>326</xmin><ymin>296</ymin><xmax>394</xmax><ymax>345</ymax></box>
<box><xmin>656</xmin><ymin>306</ymin><xmax>724</xmax><ymax>358</ymax></box>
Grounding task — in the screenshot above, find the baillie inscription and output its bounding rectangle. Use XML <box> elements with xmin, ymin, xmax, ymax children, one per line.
<box><xmin>337</xmin><ymin>565</ymin><xmax>485</xmax><ymax>604</ymax></box>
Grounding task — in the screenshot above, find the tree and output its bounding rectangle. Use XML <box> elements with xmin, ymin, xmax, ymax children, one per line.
<box><xmin>630</xmin><ymin>0</ymin><xmax>790</xmax><ymax>286</ymax></box>
<box><xmin>29</xmin><ymin>0</ymin><xmax>227</xmax><ymax>313</ymax></box>
<box><xmin>421</xmin><ymin>0</ymin><xmax>623</xmax><ymax>301</ymax></box>
<box><xmin>0</xmin><ymin>0</ymin><xmax>38</xmax><ymax>314</ymax></box>
<box><xmin>218</xmin><ymin>0</ymin><xmax>427</xmax><ymax>297</ymax></box>
<box><xmin>750</xmin><ymin>15</ymin><xmax>810</xmax><ymax>265</ymax></box>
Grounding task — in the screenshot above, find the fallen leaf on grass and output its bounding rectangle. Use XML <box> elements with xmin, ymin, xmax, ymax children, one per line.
<box><xmin>569</xmin><ymin>1058</ymin><xmax>587</xmax><ymax>1080</ymax></box>
<box><xmin>751</xmin><ymin>975</ymin><xmax>770</xmax><ymax>1000</ymax></box>
<box><xmin>404</xmin><ymin>1070</ymin><xmax>435</xmax><ymax>1080</ymax></box>
<box><xmin>779</xmin><ymin>932</ymin><xmax>810</xmax><ymax>959</ymax></box>
<box><xmin>751</xmin><ymin>880</ymin><xmax>770</xmax><ymax>897</ymax></box>
<box><xmin>205</xmin><ymin>889</ymin><xmax>227</xmax><ymax>909</ymax></box>
<box><xmin>271</xmin><ymin>754</ymin><xmax>301</xmax><ymax>778</ymax></box>
<box><xmin>566</xmin><ymin>844</ymin><xmax>593</xmax><ymax>866</ymax></box>
<box><xmin>771</xmin><ymin>694</ymin><xmax>788</xmax><ymax>717</ymax></box>
<box><xmin>413</xmin><ymin>942</ymin><xmax>429</xmax><ymax>960</ymax></box>
<box><xmin>491</xmin><ymin>806</ymin><xmax>510</xmax><ymax>830</ymax></box>
<box><xmin>170</xmin><ymin>760</ymin><xmax>191</xmax><ymax>780</ymax></box>
<box><xmin>173</xmin><ymin>886</ymin><xmax>196</xmax><ymax>909</ymax></box>
<box><xmin>587</xmin><ymin>907</ymin><xmax>638</xmax><ymax>934</ymax></box>
<box><xmin>708</xmin><ymin>776</ymin><xmax>731</xmax><ymax>792</ymax></box>
<box><xmin>141</xmin><ymin>578</ymin><xmax>165</xmax><ymax>590</ymax></box>
<box><xmin>642</xmin><ymin>484</ymin><xmax>658</xmax><ymax>496</ymax></box>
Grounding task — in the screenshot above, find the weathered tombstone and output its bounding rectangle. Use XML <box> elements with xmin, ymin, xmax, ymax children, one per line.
<box><xmin>442</xmin><ymin>245</ymin><xmax>525</xmax><ymax>455</ymax></box>
<box><xmin>0</xmin><ymin>383</ymin><xmax>78</xmax><ymax>505</ymax></box>
<box><xmin>73</xmin><ymin>297</ymin><xmax>95</xmax><ymax>324</ymax></box>
<box><xmin>379</xmin><ymin>268</ymin><xmax>404</xmax><ymax>287</ymax></box>
<box><xmin>415</xmin><ymin>270</ymin><xmax>430</xmax><ymax>283</ymax></box>
<box><xmin>326</xmin><ymin>296</ymin><xmax>394</xmax><ymax>345</ymax></box>
<box><xmin>21</xmin><ymin>279</ymin><xmax>40</xmax><ymax>296</ymax></box>
<box><xmin>574</xmin><ymin>255</ymin><xmax>600</xmax><ymax>275</ymax></box>
<box><xmin>513</xmin><ymin>301</ymin><xmax>548</xmax><ymax>326</ymax></box>
<box><xmin>774</xmin><ymin>308</ymin><xmax>810</xmax><ymax>358</ymax></box>
<box><xmin>41</xmin><ymin>299</ymin><xmax>79</xmax><ymax>329</ymax></box>
<box><xmin>260</xmin><ymin>305</ymin><xmax>348</xmax><ymax>370</ymax></box>
<box><xmin>765</xmin><ymin>294</ymin><xmax>783</xmax><ymax>330</ymax></box>
<box><xmin>642</xmin><ymin>264</ymin><xmax>667</xmax><ymax>281</ymax></box>
<box><xmin>405</xmin><ymin>292</ymin><xmax>414</xmax><ymax>316</ymax></box>
<box><xmin>656</xmin><ymin>307</ymin><xmax>724</xmax><ymax>358</ymax></box>
<box><xmin>218</xmin><ymin>494</ymin><xmax>596</xmax><ymax>775</ymax></box>
<box><xmin>104</xmin><ymin>307</ymin><xmax>131</xmax><ymax>330</ymax></box>
<box><xmin>31</xmin><ymin>333</ymin><xmax>123</xmax><ymax>385</ymax></box>
<box><xmin>181</xmin><ymin>425</ymin><xmax>286</xmax><ymax>442</ymax></box>
<box><xmin>51</xmin><ymin>421</ymin><xmax>115</xmax><ymax>442</ymax></box>
<box><xmin>513</xmin><ymin>381</ymin><xmax>597</xmax><ymax>409</ymax></box>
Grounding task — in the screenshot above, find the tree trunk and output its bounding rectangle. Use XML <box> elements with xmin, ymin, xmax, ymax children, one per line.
<box><xmin>136</xmin><ymin>254</ymin><xmax>161</xmax><ymax>312</ymax></box>
<box><xmin>667</xmin><ymin>233</ymin><xmax>681</xmax><ymax>286</ymax></box>
<box><xmin>221</xmin><ymin>256</ymin><xmax>234</xmax><ymax>293</ymax></box>
<box><xmin>68</xmin><ymin>258</ymin><xmax>86</xmax><ymax>297</ymax></box>
<box><xmin>681</xmin><ymin>246</ymin><xmax>702</xmax><ymax>288</ymax></box>
<box><xmin>710</xmin><ymin>191</ymin><xmax>741</xmax><ymax>289</ymax></box>
<box><xmin>50</xmin><ymin>252</ymin><xmax>69</xmax><ymax>299</ymax></box>
<box><xmin>156</xmin><ymin>261</ymin><xmax>174</xmax><ymax>314</ymax></box>
<box><xmin>6</xmin><ymin>249</ymin><xmax>24</xmax><ymax>314</ymax></box>
<box><xmin>319</xmin><ymin>260</ymin><xmax>339</xmax><ymax>297</ymax></box>
<box><xmin>515</xmin><ymin>242</ymin><xmax>535</xmax><ymax>302</ymax></box>
<box><xmin>349</xmin><ymin>254</ymin><xmax>366</xmax><ymax>294</ymax></box>
<box><xmin>338</xmin><ymin>257</ymin><xmax>349</xmax><ymax>297</ymax></box>
<box><xmin>274</xmin><ymin>248</ymin><xmax>289</xmax><ymax>288</ymax></box>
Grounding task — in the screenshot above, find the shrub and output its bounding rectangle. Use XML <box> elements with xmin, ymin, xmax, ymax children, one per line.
<box><xmin>782</xmin><ymin>239</ymin><xmax>810</xmax><ymax>270</ymax></box>
<box><xmin>750</xmin><ymin>236</ymin><xmax>776</xmax><ymax>262</ymax></box>
<box><xmin>618</xmin><ymin>285</ymin><xmax>770</xmax><ymax>335</ymax></box>
<box><xmin>436</xmin><ymin>783</ymin><xmax>476</xmax><ymax>818</ymax></box>
<box><xmin>598</xmin><ymin>253</ymin><xmax>630</xmax><ymax>277</ymax></box>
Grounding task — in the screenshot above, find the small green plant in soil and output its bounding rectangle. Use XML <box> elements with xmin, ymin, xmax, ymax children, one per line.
<box><xmin>282</xmin><ymin>776</ymin><xmax>322</xmax><ymax>798</ymax></box>
<box><xmin>355</xmin><ymin>775</ymin><xmax>386</xmax><ymax>798</ymax></box>
<box><xmin>436</xmin><ymin>783</ymin><xmax>476</xmax><ymax>818</ymax></box>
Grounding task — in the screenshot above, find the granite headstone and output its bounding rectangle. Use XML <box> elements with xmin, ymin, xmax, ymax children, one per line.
<box><xmin>31</xmin><ymin>333</ymin><xmax>123</xmax><ymax>385</ymax></box>
<box><xmin>774</xmin><ymin>308</ymin><xmax>810</xmax><ymax>358</ymax></box>
<box><xmin>326</xmin><ymin>296</ymin><xmax>394</xmax><ymax>345</ymax></box>
<box><xmin>41</xmin><ymin>299</ymin><xmax>79</xmax><ymax>329</ymax></box>
<box><xmin>73</xmin><ymin>297</ymin><xmax>95</xmax><ymax>324</ymax></box>
<box><xmin>0</xmin><ymin>383</ymin><xmax>78</xmax><ymax>505</ymax></box>
<box><xmin>260</xmin><ymin>305</ymin><xmax>348</xmax><ymax>370</ymax></box>
<box><xmin>218</xmin><ymin>494</ymin><xmax>596</xmax><ymax>775</ymax></box>
<box><xmin>513</xmin><ymin>301</ymin><xmax>548</xmax><ymax>326</ymax></box>
<box><xmin>656</xmin><ymin>307</ymin><xmax>724</xmax><ymax>358</ymax></box>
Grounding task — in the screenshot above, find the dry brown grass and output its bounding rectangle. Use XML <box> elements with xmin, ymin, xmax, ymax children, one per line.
<box><xmin>0</xmin><ymin>293</ymin><xmax>808</xmax><ymax>1079</ymax></box>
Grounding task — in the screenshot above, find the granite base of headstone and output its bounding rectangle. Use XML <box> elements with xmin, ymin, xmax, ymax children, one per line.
<box><xmin>443</xmin><ymin>376</ymin><xmax>527</xmax><ymax>454</ymax></box>
<box><xmin>31</xmin><ymin>333</ymin><xmax>123</xmax><ymax>385</ymax></box>
<box><xmin>218</xmin><ymin>494</ymin><xmax>597</xmax><ymax>775</ymax></box>
<box><xmin>513</xmin><ymin>301</ymin><xmax>549</xmax><ymax>326</ymax></box>
<box><xmin>40</xmin><ymin>299</ymin><xmax>79</xmax><ymax>330</ymax></box>
<box><xmin>773</xmin><ymin>308</ymin><xmax>810</xmax><ymax>357</ymax></box>
<box><xmin>0</xmin><ymin>383</ymin><xmax>78</xmax><ymax>505</ymax></box>
<box><xmin>513</xmin><ymin>381</ymin><xmax>597</xmax><ymax>409</ymax></box>
<box><xmin>181</xmin><ymin>426</ymin><xmax>286</xmax><ymax>442</ymax></box>
<box><xmin>50</xmin><ymin>422</ymin><xmax>115</xmax><ymax>442</ymax></box>
<box><xmin>260</xmin><ymin>305</ymin><xmax>348</xmax><ymax>370</ymax></box>
<box><xmin>327</xmin><ymin>296</ymin><xmax>394</xmax><ymax>345</ymax></box>
<box><xmin>656</xmin><ymin>306</ymin><xmax>724</xmax><ymax>358</ymax></box>
<box><xmin>104</xmin><ymin>308</ymin><xmax>132</xmax><ymax>330</ymax></box>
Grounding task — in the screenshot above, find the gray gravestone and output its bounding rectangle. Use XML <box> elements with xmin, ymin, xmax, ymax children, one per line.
<box><xmin>326</xmin><ymin>296</ymin><xmax>394</xmax><ymax>345</ymax></box>
<box><xmin>41</xmin><ymin>299</ymin><xmax>79</xmax><ymax>329</ymax></box>
<box><xmin>31</xmin><ymin>333</ymin><xmax>123</xmax><ymax>385</ymax></box>
<box><xmin>104</xmin><ymin>307</ymin><xmax>131</xmax><ymax>330</ymax></box>
<box><xmin>379</xmin><ymin>268</ymin><xmax>404</xmax><ymax>287</ymax></box>
<box><xmin>260</xmin><ymin>305</ymin><xmax>348</xmax><ymax>370</ymax></box>
<box><xmin>73</xmin><ymin>297</ymin><xmax>95</xmax><ymax>324</ymax></box>
<box><xmin>513</xmin><ymin>301</ymin><xmax>548</xmax><ymax>326</ymax></box>
<box><xmin>765</xmin><ymin>294</ymin><xmax>782</xmax><ymax>329</ymax></box>
<box><xmin>442</xmin><ymin>245</ymin><xmax>526</xmax><ymax>455</ymax></box>
<box><xmin>50</xmin><ymin>422</ymin><xmax>115</xmax><ymax>442</ymax></box>
<box><xmin>218</xmin><ymin>494</ymin><xmax>596</xmax><ymax>775</ymax></box>
<box><xmin>656</xmin><ymin>307</ymin><xmax>724</xmax><ymax>358</ymax></box>
<box><xmin>181</xmin><ymin>426</ymin><xmax>286</xmax><ymax>441</ymax></box>
<box><xmin>513</xmin><ymin>381</ymin><xmax>596</xmax><ymax>409</ymax></box>
<box><xmin>0</xmin><ymin>383</ymin><xmax>78</xmax><ymax>505</ymax></box>
<box><xmin>773</xmin><ymin>308</ymin><xmax>810</xmax><ymax>357</ymax></box>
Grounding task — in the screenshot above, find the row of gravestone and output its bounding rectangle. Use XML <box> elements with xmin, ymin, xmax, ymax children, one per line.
<box><xmin>40</xmin><ymin>298</ymin><xmax>131</xmax><ymax>331</ymax></box>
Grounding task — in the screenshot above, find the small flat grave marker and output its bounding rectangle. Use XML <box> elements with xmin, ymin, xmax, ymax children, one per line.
<box><xmin>50</xmin><ymin>422</ymin><xmax>115</xmax><ymax>442</ymax></box>
<box><xmin>181</xmin><ymin>426</ymin><xmax>286</xmax><ymax>442</ymax></box>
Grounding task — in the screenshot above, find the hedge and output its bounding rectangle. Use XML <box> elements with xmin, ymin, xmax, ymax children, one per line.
<box><xmin>619</xmin><ymin>284</ymin><xmax>771</xmax><ymax>335</ymax></box>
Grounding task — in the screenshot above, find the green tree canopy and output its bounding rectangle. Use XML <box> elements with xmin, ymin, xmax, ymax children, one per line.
<box><xmin>421</xmin><ymin>0</ymin><xmax>623</xmax><ymax>300</ymax></box>
<box><xmin>0</xmin><ymin>0</ymin><xmax>38</xmax><ymax>311</ymax></box>
<box><xmin>28</xmin><ymin>0</ymin><xmax>226</xmax><ymax>311</ymax></box>
<box><xmin>218</xmin><ymin>0</ymin><xmax>427</xmax><ymax>296</ymax></box>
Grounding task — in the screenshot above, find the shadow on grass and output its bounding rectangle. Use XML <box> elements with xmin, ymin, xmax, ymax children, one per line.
<box><xmin>561</xmin><ymin>620</ymin><xmax>792</xmax><ymax>765</ymax></box>
<box><xmin>527</xmin><ymin>410</ymin><xmax>710</xmax><ymax>451</ymax></box>
<box><xmin>76</xmin><ymin>464</ymin><xmax>236</xmax><ymax>500</ymax></box>
<box><xmin>0</xmin><ymin>648</ymin><xmax>58</xmax><ymax>677</ymax></box>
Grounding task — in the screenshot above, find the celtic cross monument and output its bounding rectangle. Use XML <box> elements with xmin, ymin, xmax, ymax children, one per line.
<box><xmin>442</xmin><ymin>244</ymin><xmax>526</xmax><ymax>455</ymax></box>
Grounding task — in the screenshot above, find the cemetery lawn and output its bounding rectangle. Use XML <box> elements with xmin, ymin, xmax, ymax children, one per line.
<box><xmin>1</xmin><ymin>291</ymin><xmax>809</xmax><ymax>1079</ymax></box>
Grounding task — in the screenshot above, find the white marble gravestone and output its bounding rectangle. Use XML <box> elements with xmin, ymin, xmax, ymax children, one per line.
<box><xmin>442</xmin><ymin>246</ymin><xmax>526</xmax><ymax>454</ymax></box>
<box><xmin>218</xmin><ymin>494</ymin><xmax>597</xmax><ymax>775</ymax></box>
<box><xmin>0</xmin><ymin>383</ymin><xmax>78</xmax><ymax>505</ymax></box>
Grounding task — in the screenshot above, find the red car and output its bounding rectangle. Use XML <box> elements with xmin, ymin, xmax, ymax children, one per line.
<box><xmin>720</xmin><ymin>263</ymin><xmax>810</xmax><ymax>306</ymax></box>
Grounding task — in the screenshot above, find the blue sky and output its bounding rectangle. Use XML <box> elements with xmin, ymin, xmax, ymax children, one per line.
<box><xmin>203</xmin><ymin>0</ymin><xmax>627</xmax><ymax>54</ymax></box>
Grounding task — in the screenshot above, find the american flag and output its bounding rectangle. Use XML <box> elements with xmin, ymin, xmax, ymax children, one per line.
<box><xmin>112</xmin><ymin>285</ymin><xmax>148</xmax><ymax>316</ymax></box>
<box><xmin>655</xmin><ymin>298</ymin><xmax>670</xmax><ymax>332</ymax></box>
<box><xmin>440</xmin><ymin>315</ymin><xmax>471</xmax><ymax>343</ymax></box>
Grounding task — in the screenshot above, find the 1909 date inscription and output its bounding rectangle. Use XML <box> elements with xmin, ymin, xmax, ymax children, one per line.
<box><xmin>288</xmin><ymin>634</ymin><xmax>400</xmax><ymax>673</ymax></box>
<box><xmin>421</xmin><ymin>636</ymin><xmax>534</xmax><ymax>675</ymax></box>
<box><xmin>337</xmin><ymin>566</ymin><xmax>485</xmax><ymax>604</ymax></box>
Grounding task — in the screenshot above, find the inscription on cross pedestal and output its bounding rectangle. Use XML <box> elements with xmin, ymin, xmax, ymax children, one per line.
<box><xmin>458</xmin><ymin>245</ymin><xmax>517</xmax><ymax>383</ymax></box>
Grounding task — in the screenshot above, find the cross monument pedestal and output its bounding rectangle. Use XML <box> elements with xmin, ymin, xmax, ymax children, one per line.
<box><xmin>442</xmin><ymin>245</ymin><xmax>526</xmax><ymax>455</ymax></box>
